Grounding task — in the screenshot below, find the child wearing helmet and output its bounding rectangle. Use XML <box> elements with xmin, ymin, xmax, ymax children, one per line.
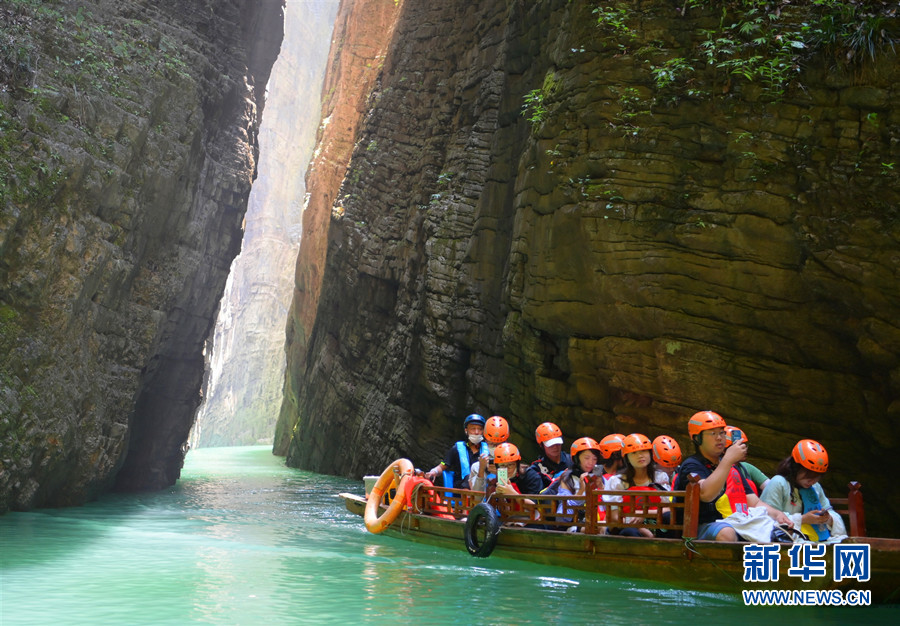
<box><xmin>520</xmin><ymin>422</ymin><xmax>573</xmax><ymax>494</ymax></box>
<box><xmin>651</xmin><ymin>435</ymin><xmax>682</xmax><ymax>480</ymax></box>
<box><xmin>491</xmin><ymin>443</ymin><xmax>536</xmax><ymax>520</ymax></box>
<box><xmin>604</xmin><ymin>433</ymin><xmax>671</xmax><ymax>538</ymax></box>
<box><xmin>723</xmin><ymin>426</ymin><xmax>769</xmax><ymax>493</ymax></box>
<box><xmin>469</xmin><ymin>416</ymin><xmax>510</xmax><ymax>491</ymax></box>
<box><xmin>759</xmin><ymin>439</ymin><xmax>847</xmax><ymax>541</ymax></box>
<box><xmin>424</xmin><ymin>414</ymin><xmax>489</xmax><ymax>489</ymax></box>
<box><xmin>598</xmin><ymin>433</ymin><xmax>626</xmax><ymax>478</ymax></box>
<box><xmin>554</xmin><ymin>437</ymin><xmax>605</xmax><ymax>529</ymax></box>
<box><xmin>673</xmin><ymin>411</ymin><xmax>792</xmax><ymax>541</ymax></box>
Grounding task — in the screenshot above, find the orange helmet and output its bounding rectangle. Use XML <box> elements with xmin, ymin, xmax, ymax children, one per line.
<box><xmin>724</xmin><ymin>425</ymin><xmax>748</xmax><ymax>448</ymax></box>
<box><xmin>792</xmin><ymin>439</ymin><xmax>828</xmax><ymax>473</ymax></box>
<box><xmin>484</xmin><ymin>416</ymin><xmax>509</xmax><ymax>444</ymax></box>
<box><xmin>622</xmin><ymin>433</ymin><xmax>652</xmax><ymax>455</ymax></box>
<box><xmin>687</xmin><ymin>411</ymin><xmax>726</xmax><ymax>437</ymax></box>
<box><xmin>535</xmin><ymin>422</ymin><xmax>563</xmax><ymax>446</ymax></box>
<box><xmin>570</xmin><ymin>437</ymin><xmax>601</xmax><ymax>459</ymax></box>
<box><xmin>652</xmin><ymin>435</ymin><xmax>682</xmax><ymax>468</ymax></box>
<box><xmin>599</xmin><ymin>434</ymin><xmax>625</xmax><ymax>459</ymax></box>
<box><xmin>494</xmin><ymin>442</ymin><xmax>521</xmax><ymax>465</ymax></box>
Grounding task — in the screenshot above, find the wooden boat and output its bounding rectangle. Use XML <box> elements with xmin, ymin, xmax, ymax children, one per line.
<box><xmin>341</xmin><ymin>467</ymin><xmax>900</xmax><ymax>604</ymax></box>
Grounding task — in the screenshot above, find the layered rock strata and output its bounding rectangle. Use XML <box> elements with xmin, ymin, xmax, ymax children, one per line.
<box><xmin>279</xmin><ymin>0</ymin><xmax>899</xmax><ymax>535</ymax></box>
<box><xmin>0</xmin><ymin>0</ymin><xmax>282</xmax><ymax>510</ymax></box>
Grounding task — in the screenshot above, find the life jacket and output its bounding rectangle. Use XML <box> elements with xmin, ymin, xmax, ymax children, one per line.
<box><xmin>405</xmin><ymin>476</ymin><xmax>454</xmax><ymax>519</ymax></box>
<box><xmin>442</xmin><ymin>441</ymin><xmax>489</xmax><ymax>488</ymax></box>
<box><xmin>796</xmin><ymin>486</ymin><xmax>831</xmax><ymax>541</ymax></box>
<box><xmin>715</xmin><ymin>463</ymin><xmax>757</xmax><ymax>517</ymax></box>
<box><xmin>621</xmin><ymin>484</ymin><xmax>665</xmax><ymax>516</ymax></box>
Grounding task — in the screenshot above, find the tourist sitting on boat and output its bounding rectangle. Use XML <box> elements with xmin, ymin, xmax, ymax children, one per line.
<box><xmin>605</xmin><ymin>433</ymin><xmax>671</xmax><ymax>538</ymax></box>
<box><xmin>519</xmin><ymin>422</ymin><xmax>573</xmax><ymax>494</ymax></box>
<box><xmin>469</xmin><ymin>415</ymin><xmax>510</xmax><ymax>491</ymax></box>
<box><xmin>553</xmin><ymin>437</ymin><xmax>605</xmax><ymax>531</ymax></box>
<box><xmin>598</xmin><ymin>433</ymin><xmax>626</xmax><ymax>478</ymax></box>
<box><xmin>673</xmin><ymin>411</ymin><xmax>792</xmax><ymax>541</ymax></box>
<box><xmin>492</xmin><ymin>442</ymin><xmax>536</xmax><ymax>520</ymax></box>
<box><xmin>759</xmin><ymin>439</ymin><xmax>847</xmax><ymax>541</ymax></box>
<box><xmin>651</xmin><ymin>435</ymin><xmax>682</xmax><ymax>480</ymax></box>
<box><xmin>424</xmin><ymin>413</ymin><xmax>489</xmax><ymax>489</ymax></box>
<box><xmin>723</xmin><ymin>425</ymin><xmax>770</xmax><ymax>493</ymax></box>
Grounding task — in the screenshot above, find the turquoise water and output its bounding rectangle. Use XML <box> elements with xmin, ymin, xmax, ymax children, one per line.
<box><xmin>0</xmin><ymin>446</ymin><xmax>892</xmax><ymax>624</ymax></box>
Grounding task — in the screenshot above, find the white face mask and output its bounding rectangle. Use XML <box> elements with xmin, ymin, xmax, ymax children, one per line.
<box><xmin>468</xmin><ymin>434</ymin><xmax>484</xmax><ymax>445</ymax></box>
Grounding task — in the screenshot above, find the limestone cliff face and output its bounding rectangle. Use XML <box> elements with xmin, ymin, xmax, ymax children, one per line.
<box><xmin>273</xmin><ymin>0</ymin><xmax>403</xmax><ymax>454</ymax></box>
<box><xmin>0</xmin><ymin>0</ymin><xmax>282</xmax><ymax>510</ymax></box>
<box><xmin>281</xmin><ymin>0</ymin><xmax>899</xmax><ymax>534</ymax></box>
<box><xmin>193</xmin><ymin>0</ymin><xmax>339</xmax><ymax>448</ymax></box>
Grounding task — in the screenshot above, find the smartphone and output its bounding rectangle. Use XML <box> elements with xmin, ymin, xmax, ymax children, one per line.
<box><xmin>497</xmin><ymin>466</ymin><xmax>509</xmax><ymax>487</ymax></box>
<box><xmin>819</xmin><ymin>505</ymin><xmax>833</xmax><ymax>513</ymax></box>
<box><xmin>731</xmin><ymin>429</ymin><xmax>743</xmax><ymax>444</ymax></box>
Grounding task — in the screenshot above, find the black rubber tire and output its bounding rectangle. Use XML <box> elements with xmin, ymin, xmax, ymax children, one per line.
<box><xmin>464</xmin><ymin>502</ymin><xmax>501</xmax><ymax>557</ymax></box>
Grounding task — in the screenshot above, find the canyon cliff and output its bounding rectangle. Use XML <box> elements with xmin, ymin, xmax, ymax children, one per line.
<box><xmin>0</xmin><ymin>0</ymin><xmax>282</xmax><ymax>510</ymax></box>
<box><xmin>278</xmin><ymin>0</ymin><xmax>899</xmax><ymax>535</ymax></box>
<box><xmin>193</xmin><ymin>0</ymin><xmax>339</xmax><ymax>448</ymax></box>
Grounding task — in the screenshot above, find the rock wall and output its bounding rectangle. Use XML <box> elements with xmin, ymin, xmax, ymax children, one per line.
<box><xmin>192</xmin><ymin>0</ymin><xmax>339</xmax><ymax>448</ymax></box>
<box><xmin>280</xmin><ymin>0</ymin><xmax>899</xmax><ymax>535</ymax></box>
<box><xmin>273</xmin><ymin>0</ymin><xmax>404</xmax><ymax>454</ymax></box>
<box><xmin>0</xmin><ymin>0</ymin><xmax>283</xmax><ymax>510</ymax></box>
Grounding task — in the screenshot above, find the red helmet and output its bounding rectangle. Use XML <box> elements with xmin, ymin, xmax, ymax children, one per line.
<box><xmin>535</xmin><ymin>422</ymin><xmax>563</xmax><ymax>446</ymax></box>
<box><xmin>652</xmin><ymin>436</ymin><xmax>682</xmax><ymax>468</ymax></box>
<box><xmin>599</xmin><ymin>434</ymin><xmax>625</xmax><ymax>460</ymax></box>
<box><xmin>484</xmin><ymin>416</ymin><xmax>509</xmax><ymax>444</ymax></box>
<box><xmin>724</xmin><ymin>425</ymin><xmax>748</xmax><ymax>448</ymax></box>
<box><xmin>494</xmin><ymin>442</ymin><xmax>521</xmax><ymax>465</ymax></box>
<box><xmin>570</xmin><ymin>437</ymin><xmax>601</xmax><ymax>458</ymax></box>
<box><xmin>792</xmin><ymin>439</ymin><xmax>828</xmax><ymax>473</ymax></box>
<box><xmin>687</xmin><ymin>411</ymin><xmax>726</xmax><ymax>437</ymax></box>
<box><xmin>622</xmin><ymin>433</ymin><xmax>652</xmax><ymax>455</ymax></box>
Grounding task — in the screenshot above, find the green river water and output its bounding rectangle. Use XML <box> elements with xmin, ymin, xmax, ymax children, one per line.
<box><xmin>0</xmin><ymin>446</ymin><xmax>893</xmax><ymax>624</ymax></box>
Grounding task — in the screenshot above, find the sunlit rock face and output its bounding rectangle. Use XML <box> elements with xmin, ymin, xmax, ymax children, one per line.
<box><xmin>192</xmin><ymin>0</ymin><xmax>339</xmax><ymax>448</ymax></box>
<box><xmin>273</xmin><ymin>0</ymin><xmax>405</xmax><ymax>455</ymax></box>
<box><xmin>282</xmin><ymin>0</ymin><xmax>898</xmax><ymax>534</ymax></box>
<box><xmin>0</xmin><ymin>0</ymin><xmax>283</xmax><ymax>511</ymax></box>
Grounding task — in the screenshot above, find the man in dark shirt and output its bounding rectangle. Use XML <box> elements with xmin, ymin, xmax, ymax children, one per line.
<box><xmin>520</xmin><ymin>422</ymin><xmax>572</xmax><ymax>494</ymax></box>
<box><xmin>675</xmin><ymin>410</ymin><xmax>791</xmax><ymax>541</ymax></box>
<box><xmin>424</xmin><ymin>414</ymin><xmax>488</xmax><ymax>489</ymax></box>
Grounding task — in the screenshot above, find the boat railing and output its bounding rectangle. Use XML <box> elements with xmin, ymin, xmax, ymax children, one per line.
<box><xmin>412</xmin><ymin>479</ymin><xmax>702</xmax><ymax>537</ymax></box>
<box><xmin>409</xmin><ymin>478</ymin><xmax>866</xmax><ymax>538</ymax></box>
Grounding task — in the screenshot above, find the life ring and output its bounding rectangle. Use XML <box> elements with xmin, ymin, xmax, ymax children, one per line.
<box><xmin>365</xmin><ymin>458</ymin><xmax>414</xmax><ymax>534</ymax></box>
<box><xmin>464</xmin><ymin>502</ymin><xmax>501</xmax><ymax>557</ymax></box>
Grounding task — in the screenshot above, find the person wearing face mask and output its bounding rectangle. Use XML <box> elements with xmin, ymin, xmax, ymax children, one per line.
<box><xmin>520</xmin><ymin>422</ymin><xmax>573</xmax><ymax>494</ymax></box>
<box><xmin>424</xmin><ymin>414</ymin><xmax>489</xmax><ymax>489</ymax></box>
<box><xmin>469</xmin><ymin>416</ymin><xmax>510</xmax><ymax>491</ymax></box>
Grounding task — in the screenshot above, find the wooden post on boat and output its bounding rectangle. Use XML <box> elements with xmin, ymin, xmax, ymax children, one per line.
<box><xmin>683</xmin><ymin>474</ymin><xmax>701</xmax><ymax>539</ymax></box>
<box><xmin>847</xmin><ymin>481</ymin><xmax>866</xmax><ymax>537</ymax></box>
<box><xmin>584</xmin><ymin>479</ymin><xmax>598</xmax><ymax>535</ymax></box>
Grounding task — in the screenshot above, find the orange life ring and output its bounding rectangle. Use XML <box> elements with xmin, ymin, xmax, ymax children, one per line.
<box><xmin>365</xmin><ymin>458</ymin><xmax>414</xmax><ymax>533</ymax></box>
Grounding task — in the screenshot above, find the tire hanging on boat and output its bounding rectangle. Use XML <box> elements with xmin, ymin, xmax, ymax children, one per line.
<box><xmin>365</xmin><ymin>458</ymin><xmax>415</xmax><ymax>534</ymax></box>
<box><xmin>464</xmin><ymin>502</ymin><xmax>501</xmax><ymax>557</ymax></box>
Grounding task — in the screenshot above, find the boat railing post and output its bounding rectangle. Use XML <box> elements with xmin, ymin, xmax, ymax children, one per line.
<box><xmin>847</xmin><ymin>481</ymin><xmax>866</xmax><ymax>537</ymax></box>
<box><xmin>585</xmin><ymin>480</ymin><xmax>597</xmax><ymax>535</ymax></box>
<box><xmin>683</xmin><ymin>474</ymin><xmax>701</xmax><ymax>539</ymax></box>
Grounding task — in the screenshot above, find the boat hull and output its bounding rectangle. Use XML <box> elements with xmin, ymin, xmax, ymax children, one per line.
<box><xmin>342</xmin><ymin>493</ymin><xmax>900</xmax><ymax>602</ymax></box>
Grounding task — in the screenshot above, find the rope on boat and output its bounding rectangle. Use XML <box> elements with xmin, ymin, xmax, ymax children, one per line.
<box><xmin>681</xmin><ymin>537</ymin><xmax>743</xmax><ymax>588</ymax></box>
